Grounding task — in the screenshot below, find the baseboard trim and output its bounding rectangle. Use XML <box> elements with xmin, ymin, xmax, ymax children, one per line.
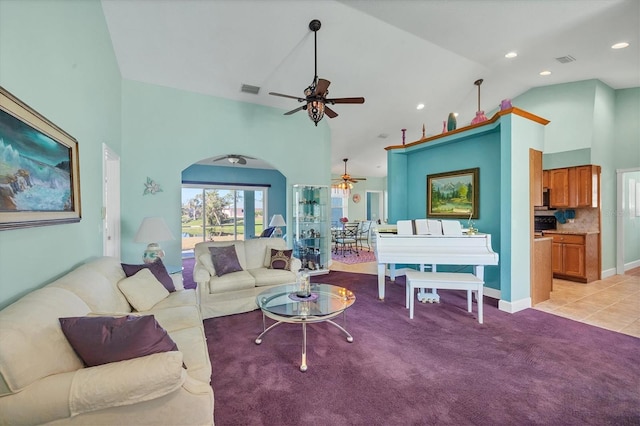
<box><xmin>483</xmin><ymin>287</ymin><xmax>501</xmax><ymax>300</ymax></box>
<box><xmin>625</xmin><ymin>259</ymin><xmax>640</xmax><ymax>271</ymax></box>
<box><xmin>602</xmin><ymin>267</ymin><xmax>617</xmax><ymax>279</ymax></box>
<box><xmin>498</xmin><ymin>297</ymin><xmax>531</xmax><ymax>314</ymax></box>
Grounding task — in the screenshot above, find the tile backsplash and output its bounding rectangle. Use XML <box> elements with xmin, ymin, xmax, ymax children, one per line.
<box><xmin>556</xmin><ymin>208</ymin><xmax>599</xmax><ymax>233</ymax></box>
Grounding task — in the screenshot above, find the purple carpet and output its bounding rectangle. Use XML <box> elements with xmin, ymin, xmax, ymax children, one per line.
<box><xmin>203</xmin><ymin>271</ymin><xmax>640</xmax><ymax>425</ymax></box>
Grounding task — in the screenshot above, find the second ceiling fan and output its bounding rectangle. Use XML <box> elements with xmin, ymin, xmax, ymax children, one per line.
<box><xmin>333</xmin><ymin>158</ymin><xmax>366</xmax><ymax>189</ymax></box>
<box><xmin>269</xmin><ymin>19</ymin><xmax>365</xmax><ymax>126</ymax></box>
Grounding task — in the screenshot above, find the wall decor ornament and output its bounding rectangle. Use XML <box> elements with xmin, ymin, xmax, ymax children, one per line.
<box><xmin>0</xmin><ymin>86</ymin><xmax>81</xmax><ymax>230</ymax></box>
<box><xmin>143</xmin><ymin>177</ymin><xmax>162</xmax><ymax>195</ymax></box>
<box><xmin>427</xmin><ymin>167</ymin><xmax>479</xmax><ymax>219</ymax></box>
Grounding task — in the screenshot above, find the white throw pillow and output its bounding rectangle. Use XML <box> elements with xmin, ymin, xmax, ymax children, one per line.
<box><xmin>118</xmin><ymin>269</ymin><xmax>170</xmax><ymax>311</ymax></box>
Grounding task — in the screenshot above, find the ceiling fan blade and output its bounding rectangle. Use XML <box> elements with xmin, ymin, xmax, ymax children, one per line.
<box><xmin>324</xmin><ymin>106</ymin><xmax>338</xmax><ymax>118</ymax></box>
<box><xmin>326</xmin><ymin>97</ymin><xmax>365</xmax><ymax>104</ymax></box>
<box><xmin>284</xmin><ymin>105</ymin><xmax>305</xmax><ymax>115</ymax></box>
<box><xmin>314</xmin><ymin>78</ymin><xmax>331</xmax><ymax>96</ymax></box>
<box><xmin>237</xmin><ymin>157</ymin><xmax>247</xmax><ymax>165</ymax></box>
<box><xmin>269</xmin><ymin>92</ymin><xmax>305</xmax><ymax>102</ymax></box>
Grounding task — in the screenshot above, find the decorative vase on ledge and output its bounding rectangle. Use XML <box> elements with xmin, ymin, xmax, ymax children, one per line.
<box><xmin>447</xmin><ymin>113</ymin><xmax>457</xmax><ymax>131</ymax></box>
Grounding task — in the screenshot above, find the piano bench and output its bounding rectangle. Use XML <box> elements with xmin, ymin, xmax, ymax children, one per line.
<box><xmin>405</xmin><ymin>271</ymin><xmax>485</xmax><ymax>324</ymax></box>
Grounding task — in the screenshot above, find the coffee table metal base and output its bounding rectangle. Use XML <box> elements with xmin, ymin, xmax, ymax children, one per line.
<box><xmin>255</xmin><ymin>314</ymin><xmax>353</xmax><ymax>372</ymax></box>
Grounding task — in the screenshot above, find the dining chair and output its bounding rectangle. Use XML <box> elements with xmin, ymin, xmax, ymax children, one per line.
<box><xmin>355</xmin><ymin>220</ymin><xmax>372</xmax><ymax>251</ymax></box>
<box><xmin>334</xmin><ymin>223</ymin><xmax>359</xmax><ymax>256</ymax></box>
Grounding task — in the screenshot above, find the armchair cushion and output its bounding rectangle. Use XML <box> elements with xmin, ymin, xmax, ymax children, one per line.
<box><xmin>59</xmin><ymin>314</ymin><xmax>178</xmax><ymax>367</ymax></box>
<box><xmin>69</xmin><ymin>351</ymin><xmax>185</xmax><ymax>416</ymax></box>
<box><xmin>209</xmin><ymin>245</ymin><xmax>243</xmax><ymax>277</ymax></box>
<box><xmin>117</xmin><ymin>269</ymin><xmax>170</xmax><ymax>311</ymax></box>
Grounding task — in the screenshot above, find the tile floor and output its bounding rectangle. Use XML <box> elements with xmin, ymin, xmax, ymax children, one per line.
<box><xmin>331</xmin><ymin>258</ymin><xmax>640</xmax><ymax>338</ymax></box>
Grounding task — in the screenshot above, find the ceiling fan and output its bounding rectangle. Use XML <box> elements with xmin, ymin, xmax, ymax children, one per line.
<box><xmin>268</xmin><ymin>19</ymin><xmax>365</xmax><ymax>126</ymax></box>
<box><xmin>212</xmin><ymin>154</ymin><xmax>254</xmax><ymax>165</ymax></box>
<box><xmin>332</xmin><ymin>158</ymin><xmax>367</xmax><ymax>189</ymax></box>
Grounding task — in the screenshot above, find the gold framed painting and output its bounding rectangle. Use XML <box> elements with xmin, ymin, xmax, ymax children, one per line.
<box><xmin>427</xmin><ymin>167</ymin><xmax>479</xmax><ymax>219</ymax></box>
<box><xmin>0</xmin><ymin>86</ymin><xmax>81</xmax><ymax>230</ymax></box>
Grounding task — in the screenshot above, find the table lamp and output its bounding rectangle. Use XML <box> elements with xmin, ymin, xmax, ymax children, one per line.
<box><xmin>269</xmin><ymin>214</ymin><xmax>286</xmax><ymax>238</ymax></box>
<box><xmin>134</xmin><ymin>216</ymin><xmax>175</xmax><ymax>263</ymax></box>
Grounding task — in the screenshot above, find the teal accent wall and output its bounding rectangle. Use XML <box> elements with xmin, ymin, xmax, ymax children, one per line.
<box><xmin>386</xmin><ymin>112</ymin><xmax>547</xmax><ymax>304</ymax></box>
<box><xmin>119</xmin><ymin>80</ymin><xmax>331</xmax><ymax>266</ymax></box>
<box><xmin>0</xmin><ymin>0</ymin><xmax>121</xmax><ymax>308</ymax></box>
<box><xmin>182</xmin><ymin>164</ymin><xmax>286</xmax><ymax>238</ymax></box>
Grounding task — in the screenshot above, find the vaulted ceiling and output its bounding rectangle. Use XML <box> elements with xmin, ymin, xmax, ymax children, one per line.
<box><xmin>101</xmin><ymin>0</ymin><xmax>639</xmax><ymax>178</ymax></box>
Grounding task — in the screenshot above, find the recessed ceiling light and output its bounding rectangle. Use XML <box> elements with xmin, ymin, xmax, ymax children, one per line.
<box><xmin>539</xmin><ymin>70</ymin><xmax>552</xmax><ymax>76</ymax></box>
<box><xmin>505</xmin><ymin>51</ymin><xmax>518</xmax><ymax>59</ymax></box>
<box><xmin>417</xmin><ymin>103</ymin><xmax>425</xmax><ymax>110</ymax></box>
<box><xmin>611</xmin><ymin>42</ymin><xmax>629</xmax><ymax>49</ymax></box>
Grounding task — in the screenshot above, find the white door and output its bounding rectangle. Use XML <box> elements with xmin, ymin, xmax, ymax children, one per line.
<box><xmin>103</xmin><ymin>144</ymin><xmax>121</xmax><ymax>258</ymax></box>
<box><xmin>366</xmin><ymin>190</ymin><xmax>384</xmax><ymax>223</ymax></box>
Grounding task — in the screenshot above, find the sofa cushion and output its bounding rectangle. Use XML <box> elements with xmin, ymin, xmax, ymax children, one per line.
<box><xmin>49</xmin><ymin>260</ymin><xmax>131</xmax><ymax>314</ymax></box>
<box><xmin>0</xmin><ymin>287</ymin><xmax>90</xmax><ymax>394</ymax></box>
<box><xmin>209</xmin><ymin>245</ymin><xmax>243</xmax><ymax>277</ymax></box>
<box><xmin>208</xmin><ymin>270</ymin><xmax>255</xmax><ymax>294</ymax></box>
<box><xmin>69</xmin><ymin>351</ymin><xmax>186</xmax><ymax>417</ymax></box>
<box><xmin>59</xmin><ymin>315</ymin><xmax>178</xmax><ymax>367</ymax></box>
<box><xmin>152</xmin><ymin>289</ymin><xmax>198</xmax><ymax>311</ymax></box>
<box><xmin>261</xmin><ymin>238</ymin><xmax>288</xmax><ymax>267</ymax></box>
<box><xmin>121</xmin><ymin>259</ymin><xmax>176</xmax><ymax>292</ymax></box>
<box><xmin>118</xmin><ymin>269</ymin><xmax>170</xmax><ymax>311</ymax></box>
<box><xmin>268</xmin><ymin>248</ymin><xmax>293</xmax><ymax>270</ymax></box>
<box><xmin>249</xmin><ymin>268</ymin><xmax>297</xmax><ymax>287</ymax></box>
<box><xmin>198</xmin><ymin>253</ymin><xmax>216</xmax><ymax>276</ymax></box>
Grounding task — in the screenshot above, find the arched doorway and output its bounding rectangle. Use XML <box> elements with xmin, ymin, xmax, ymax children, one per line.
<box><xmin>180</xmin><ymin>154</ymin><xmax>286</xmax><ymax>259</ymax></box>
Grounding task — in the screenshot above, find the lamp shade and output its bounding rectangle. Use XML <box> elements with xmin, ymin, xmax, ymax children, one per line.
<box><xmin>269</xmin><ymin>214</ymin><xmax>286</xmax><ymax>227</ymax></box>
<box><xmin>134</xmin><ymin>217</ymin><xmax>175</xmax><ymax>243</ymax></box>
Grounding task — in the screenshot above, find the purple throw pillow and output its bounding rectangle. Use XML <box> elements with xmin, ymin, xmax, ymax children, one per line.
<box><xmin>209</xmin><ymin>245</ymin><xmax>243</xmax><ymax>277</ymax></box>
<box><xmin>269</xmin><ymin>248</ymin><xmax>293</xmax><ymax>270</ymax></box>
<box><xmin>59</xmin><ymin>315</ymin><xmax>179</xmax><ymax>367</ymax></box>
<box><xmin>121</xmin><ymin>258</ymin><xmax>175</xmax><ymax>292</ymax></box>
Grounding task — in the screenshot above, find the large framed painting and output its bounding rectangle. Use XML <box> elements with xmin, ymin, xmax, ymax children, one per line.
<box><xmin>427</xmin><ymin>167</ymin><xmax>479</xmax><ymax>219</ymax></box>
<box><xmin>0</xmin><ymin>86</ymin><xmax>81</xmax><ymax>230</ymax></box>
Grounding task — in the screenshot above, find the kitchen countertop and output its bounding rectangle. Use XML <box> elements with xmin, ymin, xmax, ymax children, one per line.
<box><xmin>542</xmin><ymin>230</ymin><xmax>600</xmax><ymax>235</ymax></box>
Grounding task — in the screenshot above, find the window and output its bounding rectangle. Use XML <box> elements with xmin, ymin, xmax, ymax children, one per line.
<box><xmin>331</xmin><ymin>189</ymin><xmax>348</xmax><ymax>226</ymax></box>
<box><xmin>181</xmin><ymin>184</ymin><xmax>267</xmax><ymax>257</ymax></box>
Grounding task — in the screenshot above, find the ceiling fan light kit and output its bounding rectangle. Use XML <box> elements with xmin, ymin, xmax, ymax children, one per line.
<box><xmin>268</xmin><ymin>19</ymin><xmax>365</xmax><ymax>127</ymax></box>
<box><xmin>332</xmin><ymin>158</ymin><xmax>366</xmax><ymax>191</ymax></box>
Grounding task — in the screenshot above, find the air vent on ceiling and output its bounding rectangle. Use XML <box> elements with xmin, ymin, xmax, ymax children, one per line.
<box><xmin>377</xmin><ymin>133</ymin><xmax>389</xmax><ymax>139</ymax></box>
<box><xmin>241</xmin><ymin>84</ymin><xmax>260</xmax><ymax>94</ymax></box>
<box><xmin>555</xmin><ymin>55</ymin><xmax>576</xmax><ymax>64</ymax></box>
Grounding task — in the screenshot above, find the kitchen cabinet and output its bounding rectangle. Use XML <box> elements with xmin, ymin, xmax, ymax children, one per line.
<box><xmin>532</xmin><ymin>236</ymin><xmax>553</xmax><ymax>304</ymax></box>
<box><xmin>542</xmin><ymin>170</ymin><xmax>549</xmax><ymax>190</ymax></box>
<box><xmin>546</xmin><ymin>232</ymin><xmax>599</xmax><ymax>283</ymax></box>
<box><xmin>292</xmin><ymin>184</ymin><xmax>330</xmax><ymax>275</ymax></box>
<box><xmin>547</xmin><ymin>165</ymin><xmax>600</xmax><ymax>208</ymax></box>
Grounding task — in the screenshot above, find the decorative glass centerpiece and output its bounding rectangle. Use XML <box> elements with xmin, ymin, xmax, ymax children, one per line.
<box><xmin>296</xmin><ymin>269</ymin><xmax>311</xmax><ymax>298</ymax></box>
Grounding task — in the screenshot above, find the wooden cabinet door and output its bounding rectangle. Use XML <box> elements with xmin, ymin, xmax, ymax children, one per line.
<box><xmin>551</xmin><ymin>242</ymin><xmax>564</xmax><ymax>274</ymax></box>
<box><xmin>542</xmin><ymin>170</ymin><xmax>549</xmax><ymax>189</ymax></box>
<box><xmin>549</xmin><ymin>168</ymin><xmax>569</xmax><ymax>207</ymax></box>
<box><xmin>575</xmin><ymin>165</ymin><xmax>593</xmax><ymax>207</ymax></box>
<box><xmin>563</xmin><ymin>243</ymin><xmax>586</xmax><ymax>278</ymax></box>
<box><xmin>530</xmin><ymin>149</ymin><xmax>543</xmax><ymax>207</ymax></box>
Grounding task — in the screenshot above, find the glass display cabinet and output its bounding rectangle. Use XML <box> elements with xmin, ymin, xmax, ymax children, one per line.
<box><xmin>292</xmin><ymin>185</ymin><xmax>330</xmax><ymax>275</ymax></box>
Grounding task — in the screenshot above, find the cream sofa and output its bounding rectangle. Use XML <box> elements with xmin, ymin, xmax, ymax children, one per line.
<box><xmin>194</xmin><ymin>237</ymin><xmax>301</xmax><ymax>319</ymax></box>
<box><xmin>0</xmin><ymin>257</ymin><xmax>214</xmax><ymax>426</ymax></box>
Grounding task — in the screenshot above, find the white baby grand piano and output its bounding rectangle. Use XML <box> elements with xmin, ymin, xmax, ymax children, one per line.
<box><xmin>374</xmin><ymin>219</ymin><xmax>499</xmax><ymax>300</ymax></box>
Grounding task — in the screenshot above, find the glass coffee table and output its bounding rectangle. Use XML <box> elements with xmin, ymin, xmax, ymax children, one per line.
<box><xmin>255</xmin><ymin>283</ymin><xmax>356</xmax><ymax>372</ymax></box>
